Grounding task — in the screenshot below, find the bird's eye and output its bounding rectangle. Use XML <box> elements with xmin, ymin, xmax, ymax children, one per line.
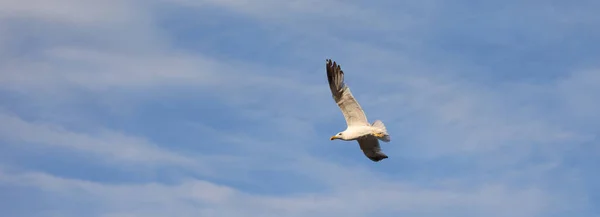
<box><xmin>338</xmin><ymin>133</ymin><xmax>343</xmax><ymax>135</ymax></box>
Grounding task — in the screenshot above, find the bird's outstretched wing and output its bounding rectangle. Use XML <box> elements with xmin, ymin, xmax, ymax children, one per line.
<box><xmin>357</xmin><ymin>137</ymin><xmax>388</xmax><ymax>162</ymax></box>
<box><xmin>326</xmin><ymin>59</ymin><xmax>369</xmax><ymax>127</ymax></box>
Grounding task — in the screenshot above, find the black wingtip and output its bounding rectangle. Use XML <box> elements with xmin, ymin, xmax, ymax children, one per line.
<box><xmin>325</xmin><ymin>59</ymin><xmax>342</xmax><ymax>73</ymax></box>
<box><xmin>326</xmin><ymin>58</ymin><xmax>335</xmax><ymax>67</ymax></box>
<box><xmin>369</xmin><ymin>154</ymin><xmax>389</xmax><ymax>162</ymax></box>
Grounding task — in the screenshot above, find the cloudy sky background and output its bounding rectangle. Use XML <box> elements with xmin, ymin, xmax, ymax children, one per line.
<box><xmin>0</xmin><ymin>0</ymin><xmax>599</xmax><ymax>216</ymax></box>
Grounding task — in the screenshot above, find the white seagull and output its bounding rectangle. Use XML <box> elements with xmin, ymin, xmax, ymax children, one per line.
<box><xmin>326</xmin><ymin>59</ymin><xmax>391</xmax><ymax>162</ymax></box>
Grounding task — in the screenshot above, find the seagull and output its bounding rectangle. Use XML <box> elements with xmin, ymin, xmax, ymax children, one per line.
<box><xmin>325</xmin><ymin>59</ymin><xmax>391</xmax><ymax>162</ymax></box>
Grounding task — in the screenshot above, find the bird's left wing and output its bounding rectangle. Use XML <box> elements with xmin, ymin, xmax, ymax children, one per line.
<box><xmin>357</xmin><ymin>137</ymin><xmax>388</xmax><ymax>162</ymax></box>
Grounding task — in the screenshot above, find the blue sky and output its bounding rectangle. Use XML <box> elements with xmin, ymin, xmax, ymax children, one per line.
<box><xmin>0</xmin><ymin>0</ymin><xmax>599</xmax><ymax>216</ymax></box>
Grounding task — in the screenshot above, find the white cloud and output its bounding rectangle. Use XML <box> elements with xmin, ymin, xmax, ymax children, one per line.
<box><xmin>0</xmin><ymin>112</ymin><xmax>193</xmax><ymax>166</ymax></box>
<box><xmin>3</xmin><ymin>47</ymin><xmax>221</xmax><ymax>91</ymax></box>
<box><xmin>165</xmin><ymin>0</ymin><xmax>408</xmax><ymax>30</ymax></box>
<box><xmin>0</xmin><ymin>168</ymin><xmax>566</xmax><ymax>217</ymax></box>
<box><xmin>0</xmin><ymin>0</ymin><xmax>144</xmax><ymax>25</ymax></box>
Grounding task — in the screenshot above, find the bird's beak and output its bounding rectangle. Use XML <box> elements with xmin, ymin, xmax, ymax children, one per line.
<box><xmin>330</xmin><ymin>135</ymin><xmax>337</xmax><ymax>140</ymax></box>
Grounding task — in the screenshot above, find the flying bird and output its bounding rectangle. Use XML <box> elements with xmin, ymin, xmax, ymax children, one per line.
<box><xmin>325</xmin><ymin>59</ymin><xmax>391</xmax><ymax>162</ymax></box>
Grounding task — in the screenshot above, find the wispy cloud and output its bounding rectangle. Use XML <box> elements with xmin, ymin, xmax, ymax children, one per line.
<box><xmin>0</xmin><ymin>0</ymin><xmax>142</xmax><ymax>24</ymax></box>
<box><xmin>0</xmin><ymin>167</ymin><xmax>570</xmax><ymax>217</ymax></box>
<box><xmin>0</xmin><ymin>112</ymin><xmax>193</xmax><ymax>165</ymax></box>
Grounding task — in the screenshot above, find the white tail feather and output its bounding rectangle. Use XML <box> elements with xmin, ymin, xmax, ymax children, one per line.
<box><xmin>372</xmin><ymin>120</ymin><xmax>390</xmax><ymax>142</ymax></box>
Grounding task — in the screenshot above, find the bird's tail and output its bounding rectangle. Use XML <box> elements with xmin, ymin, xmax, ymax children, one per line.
<box><xmin>372</xmin><ymin>120</ymin><xmax>391</xmax><ymax>142</ymax></box>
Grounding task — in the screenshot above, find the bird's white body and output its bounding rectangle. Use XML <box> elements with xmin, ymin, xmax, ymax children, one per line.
<box><xmin>335</xmin><ymin>125</ymin><xmax>388</xmax><ymax>141</ymax></box>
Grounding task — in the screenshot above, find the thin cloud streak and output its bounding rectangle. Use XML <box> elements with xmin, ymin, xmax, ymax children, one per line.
<box><xmin>0</xmin><ymin>112</ymin><xmax>193</xmax><ymax>166</ymax></box>
<box><xmin>0</xmin><ymin>168</ymin><xmax>568</xmax><ymax>217</ymax></box>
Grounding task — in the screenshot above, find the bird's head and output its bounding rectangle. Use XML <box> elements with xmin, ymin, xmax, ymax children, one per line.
<box><xmin>330</xmin><ymin>132</ymin><xmax>344</xmax><ymax>140</ymax></box>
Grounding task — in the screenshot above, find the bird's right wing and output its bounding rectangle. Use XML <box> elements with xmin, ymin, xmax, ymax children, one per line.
<box><xmin>357</xmin><ymin>137</ymin><xmax>388</xmax><ymax>162</ymax></box>
<box><xmin>326</xmin><ymin>59</ymin><xmax>370</xmax><ymax>127</ymax></box>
